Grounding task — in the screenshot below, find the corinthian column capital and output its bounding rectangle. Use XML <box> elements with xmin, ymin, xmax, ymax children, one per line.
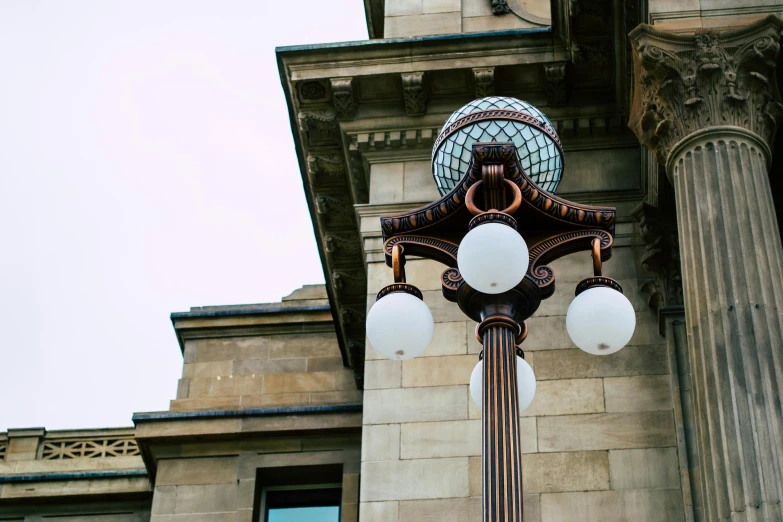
<box><xmin>629</xmin><ymin>15</ymin><xmax>783</xmax><ymax>167</ymax></box>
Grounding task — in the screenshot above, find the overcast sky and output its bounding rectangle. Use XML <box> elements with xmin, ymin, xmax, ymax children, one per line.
<box><xmin>0</xmin><ymin>1</ymin><xmax>367</xmax><ymax>431</ymax></box>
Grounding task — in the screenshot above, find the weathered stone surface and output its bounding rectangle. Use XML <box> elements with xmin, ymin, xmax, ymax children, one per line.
<box><xmin>310</xmin><ymin>390</ymin><xmax>364</xmax><ymax>404</ymax></box>
<box><xmin>170</xmin><ymin>396</ymin><xmax>241</xmax><ymax>411</ymax></box>
<box><xmin>364</xmin><ymin>359</ymin><xmax>402</xmax><ymax>390</ymax></box>
<box><xmin>152</xmin><ymin>514</ymin><xmax>235</xmax><ymax>522</ymax></box>
<box><xmin>306</xmin><ymin>356</ymin><xmax>345</xmax><ymax>372</ymax></box>
<box><xmin>362</xmin><ymin>424</ymin><xmax>401</xmax><ymax>462</ymax></box>
<box><xmin>609</xmin><ymin>448</ymin><xmax>681</xmax><ymax>490</ymax></box>
<box><xmin>425</xmin><ymin>321</ymin><xmax>468</xmax><ymax>357</ymax></box>
<box><xmin>156</xmin><ymin>457</ymin><xmax>238</xmax><ymax>486</ymax></box>
<box><xmin>604</xmin><ymin>375</ymin><xmax>672</xmax><ymax>412</ymax></box>
<box><xmin>187</xmin><ymin>375</ymin><xmax>263</xmax><ymax>398</ymax></box>
<box><xmin>239</xmin><ymin>393</ymin><xmax>308</xmax><ymax>407</ymax></box>
<box><xmin>422</xmin><ymin>290</ymin><xmax>468</xmax><ymax>323</ymax></box>
<box><xmin>359</xmin><ymin>501</ymin><xmax>399</xmax><ymax>522</ymax></box>
<box><xmin>172</xmin><ymin>484</ymin><xmax>238</xmax><ymax>514</ymax></box>
<box><xmin>369</xmin><ymin>162</ymin><xmax>404</xmax><ymax>204</ymax></box>
<box><xmin>523</xmin><ymin>451</ymin><xmax>610</xmax><ymax>493</ymax></box>
<box><xmin>537</xmin><ymin>411</ymin><xmax>676</xmax><ymax>452</ymax></box>
<box><xmin>363</xmin><ymin>386</ymin><xmax>467</xmax><ymax>424</ymax></box>
<box><xmin>385</xmin><ymin>12</ymin><xmax>461</xmax><ymax>38</ymax></box>
<box><xmin>385</xmin><ymin>0</ymin><xmax>423</xmax><ymax>17</ymax></box>
<box><xmin>405</xmin><ymin>259</ymin><xmax>452</xmax><ymax>291</ymax></box>
<box><xmin>401</xmin><ymin>420</ymin><xmax>478</xmax><ymax>459</ymax></box>
<box><xmin>267</xmin><ymin>334</ymin><xmax>342</xmax><ymax>359</ymax></box>
<box><xmin>522</xmin><ymin>378</ymin><xmax>605</xmax><ymax>417</ymax></box>
<box><xmin>526</xmin><ymin>345</ymin><xmax>668</xmax><ymax>381</ymax></box>
<box><xmin>401</xmin><ymin>418</ymin><xmax>536</xmax><ymax>459</ymax></box>
<box><xmin>461</xmin><ymin>414</ymin><xmax>537</xmax><ymax>450</ymax></box>
<box><xmin>402</xmin><ymin>355</ymin><xmax>475</xmax><ymax>387</ymax></box>
<box><xmin>361</xmin><ymin>458</ymin><xmax>469</xmax><ymax>501</ymax></box>
<box><xmin>152</xmin><ymin>486</ymin><xmax>176</xmax><ymax>515</ymax></box>
<box><xmin>402</xmin><ymin>160</ymin><xmax>440</xmax><ymax>203</ymax></box>
<box><xmin>398</xmin><ymin>496</ymin><xmax>481</xmax><ymax>521</ymax></box>
<box><xmin>541</xmin><ymin>489</ymin><xmax>685</xmax><ymax>521</ymax></box>
<box><xmin>463</xmin><ymin>14</ymin><xmax>537</xmax><ymax>33</ymax></box>
<box><xmin>182</xmin><ymin>361</ymin><xmax>233</xmax><ymax>378</ymax></box>
<box><xmin>263</xmin><ymin>371</ymin><xmax>354</xmax><ymax>394</ymax></box>
<box><xmin>233</xmin><ymin>358</ymin><xmax>307</xmax><ymax>376</ymax></box>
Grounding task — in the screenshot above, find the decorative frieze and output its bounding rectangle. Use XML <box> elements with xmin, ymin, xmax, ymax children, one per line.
<box><xmin>41</xmin><ymin>438</ymin><xmax>140</xmax><ymax>460</ymax></box>
<box><xmin>629</xmin><ymin>16</ymin><xmax>783</xmax><ymax>166</ymax></box>
<box><xmin>331</xmin><ymin>77</ymin><xmax>357</xmax><ymax>120</ymax></box>
<box><xmin>401</xmin><ymin>72</ymin><xmax>427</xmax><ymax>117</ymax></box>
<box><xmin>473</xmin><ymin>67</ymin><xmax>495</xmax><ymax>98</ymax></box>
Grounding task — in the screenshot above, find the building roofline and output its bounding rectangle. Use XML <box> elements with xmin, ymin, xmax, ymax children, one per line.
<box><xmin>170</xmin><ymin>303</ymin><xmax>331</xmax><ymax>320</ymax></box>
<box><xmin>275</xmin><ymin>26</ymin><xmax>552</xmax><ymax>55</ymax></box>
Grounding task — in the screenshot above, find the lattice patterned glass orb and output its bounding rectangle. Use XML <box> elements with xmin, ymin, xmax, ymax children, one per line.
<box><xmin>432</xmin><ymin>97</ymin><xmax>563</xmax><ymax>196</ymax></box>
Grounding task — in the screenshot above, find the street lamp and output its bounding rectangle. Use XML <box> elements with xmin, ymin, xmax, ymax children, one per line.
<box><xmin>366</xmin><ymin>97</ymin><xmax>635</xmax><ymax>522</ymax></box>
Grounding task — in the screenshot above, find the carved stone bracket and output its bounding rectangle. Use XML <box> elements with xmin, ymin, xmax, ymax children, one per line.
<box><xmin>315</xmin><ymin>194</ymin><xmax>354</xmax><ymax>225</ymax></box>
<box><xmin>298</xmin><ymin>109</ymin><xmax>340</xmax><ymax>145</ymax></box>
<box><xmin>401</xmin><ymin>72</ymin><xmax>427</xmax><ymax>116</ymax></box>
<box><xmin>473</xmin><ymin>67</ymin><xmax>496</xmax><ymax>98</ymax></box>
<box><xmin>544</xmin><ymin>63</ymin><xmax>567</xmax><ymax>106</ymax></box>
<box><xmin>491</xmin><ymin>0</ymin><xmax>511</xmax><ymax>14</ymax></box>
<box><xmin>628</xmin><ymin>15</ymin><xmax>783</xmax><ymax>167</ymax></box>
<box><xmin>306</xmin><ymin>153</ymin><xmax>346</xmax><ymax>187</ymax></box>
<box><xmin>330</xmin><ymin>77</ymin><xmax>357</xmax><ymax>120</ymax></box>
<box><xmin>631</xmin><ymin>202</ymin><xmax>683</xmax><ymax>309</ymax></box>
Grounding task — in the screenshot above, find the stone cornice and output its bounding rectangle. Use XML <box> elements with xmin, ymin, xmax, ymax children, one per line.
<box><xmin>628</xmin><ymin>15</ymin><xmax>783</xmax><ymax>166</ymax></box>
<box><xmin>277</xmin><ymin>30</ymin><xmax>567</xmax><ymax>82</ymax></box>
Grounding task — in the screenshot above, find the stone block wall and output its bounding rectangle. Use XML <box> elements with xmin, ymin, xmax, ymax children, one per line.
<box><xmin>383</xmin><ymin>0</ymin><xmax>551</xmax><ymax>38</ymax></box>
<box><xmin>0</xmin><ymin>428</ymin><xmax>151</xmax><ymax>520</ymax></box>
<box><xmin>148</xmin><ymin>434</ymin><xmax>360</xmax><ymax>522</ymax></box>
<box><xmin>172</xmin><ymin>331</ymin><xmax>359</xmax><ymax>411</ymax></box>
<box><xmin>359</xmin><ymin>151</ymin><xmax>686</xmax><ymax>521</ymax></box>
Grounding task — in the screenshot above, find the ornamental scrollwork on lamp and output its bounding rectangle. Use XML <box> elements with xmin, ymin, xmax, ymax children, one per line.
<box><xmin>628</xmin><ymin>16</ymin><xmax>783</xmax><ymax>165</ymax></box>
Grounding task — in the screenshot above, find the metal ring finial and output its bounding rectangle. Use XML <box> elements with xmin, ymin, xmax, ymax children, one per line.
<box><xmin>465</xmin><ymin>179</ymin><xmax>523</xmax><ymax>217</ymax></box>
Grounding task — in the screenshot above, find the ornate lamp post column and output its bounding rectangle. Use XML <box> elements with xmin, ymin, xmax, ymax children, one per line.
<box><xmin>629</xmin><ymin>16</ymin><xmax>783</xmax><ymax>522</ymax></box>
<box><xmin>365</xmin><ymin>97</ymin><xmax>637</xmax><ymax>522</ymax></box>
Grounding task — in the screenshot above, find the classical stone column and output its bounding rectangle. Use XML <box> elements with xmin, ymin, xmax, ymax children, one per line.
<box><xmin>630</xmin><ymin>16</ymin><xmax>783</xmax><ymax>522</ymax></box>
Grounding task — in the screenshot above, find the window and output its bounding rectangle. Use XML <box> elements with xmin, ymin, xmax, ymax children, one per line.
<box><xmin>253</xmin><ymin>464</ymin><xmax>344</xmax><ymax>522</ymax></box>
<box><xmin>263</xmin><ymin>486</ymin><xmax>341</xmax><ymax>522</ymax></box>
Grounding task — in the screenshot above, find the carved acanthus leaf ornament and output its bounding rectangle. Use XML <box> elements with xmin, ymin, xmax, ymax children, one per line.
<box><xmin>628</xmin><ymin>16</ymin><xmax>783</xmax><ymax>165</ymax></box>
<box><xmin>631</xmin><ymin>202</ymin><xmax>682</xmax><ymax>308</ymax></box>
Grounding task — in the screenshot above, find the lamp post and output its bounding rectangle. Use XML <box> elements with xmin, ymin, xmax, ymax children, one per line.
<box><xmin>365</xmin><ymin>97</ymin><xmax>636</xmax><ymax>522</ymax></box>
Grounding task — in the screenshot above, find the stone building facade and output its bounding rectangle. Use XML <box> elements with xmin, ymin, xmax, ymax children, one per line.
<box><xmin>3</xmin><ymin>0</ymin><xmax>783</xmax><ymax>521</ymax></box>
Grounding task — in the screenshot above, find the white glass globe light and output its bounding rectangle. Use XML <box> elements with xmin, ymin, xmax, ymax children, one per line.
<box><xmin>457</xmin><ymin>223</ymin><xmax>529</xmax><ymax>294</ymax></box>
<box><xmin>566</xmin><ymin>286</ymin><xmax>636</xmax><ymax>355</ymax></box>
<box><xmin>469</xmin><ymin>356</ymin><xmax>536</xmax><ymax>412</ymax></box>
<box><xmin>366</xmin><ymin>291</ymin><xmax>434</xmax><ymax>360</ymax></box>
